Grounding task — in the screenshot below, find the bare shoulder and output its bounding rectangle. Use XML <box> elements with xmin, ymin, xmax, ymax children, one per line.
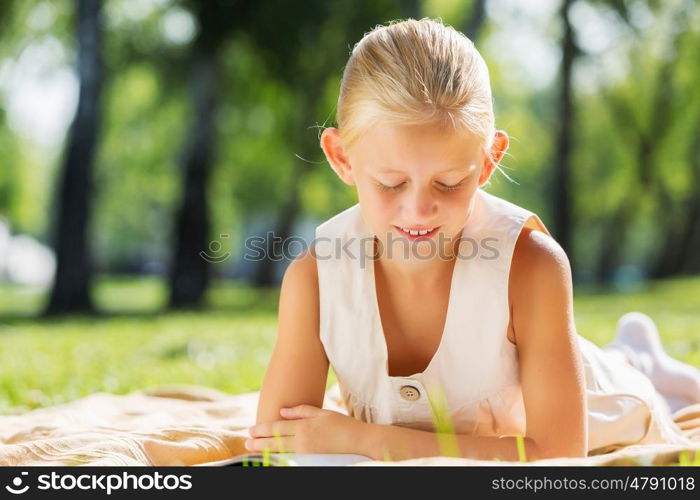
<box><xmin>508</xmin><ymin>225</ymin><xmax>575</xmax><ymax>343</ymax></box>
<box><xmin>282</xmin><ymin>242</ymin><xmax>319</xmax><ymax>292</ymax></box>
<box><xmin>510</xmin><ymin>226</ymin><xmax>572</xmax><ymax>291</ymax></box>
<box><xmin>277</xmin><ymin>243</ymin><xmax>322</xmax><ymax>339</ymax></box>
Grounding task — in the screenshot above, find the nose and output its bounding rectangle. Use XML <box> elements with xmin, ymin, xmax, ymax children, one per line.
<box><xmin>404</xmin><ymin>184</ymin><xmax>437</xmax><ymax>224</ymax></box>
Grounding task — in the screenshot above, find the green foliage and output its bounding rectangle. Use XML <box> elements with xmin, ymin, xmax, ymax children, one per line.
<box><xmin>0</xmin><ymin>0</ymin><xmax>698</xmax><ymax>278</ymax></box>
<box><xmin>423</xmin><ymin>0</ymin><xmax>474</xmax><ymax>27</ymax></box>
<box><xmin>94</xmin><ymin>63</ymin><xmax>184</xmax><ymax>270</ymax></box>
<box><xmin>0</xmin><ymin>1</ymin><xmax>73</xmax><ymax>236</ymax></box>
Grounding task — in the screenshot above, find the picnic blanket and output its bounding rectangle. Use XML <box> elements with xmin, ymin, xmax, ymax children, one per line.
<box><xmin>1</xmin><ymin>384</ymin><xmax>698</xmax><ymax>466</ymax></box>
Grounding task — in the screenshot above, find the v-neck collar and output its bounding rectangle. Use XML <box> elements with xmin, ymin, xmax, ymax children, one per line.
<box><xmin>367</xmin><ymin>246</ymin><xmax>462</xmax><ymax>380</ymax></box>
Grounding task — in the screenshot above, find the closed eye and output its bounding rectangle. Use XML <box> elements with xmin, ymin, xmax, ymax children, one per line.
<box><xmin>437</xmin><ymin>180</ymin><xmax>464</xmax><ymax>191</ymax></box>
<box><xmin>376</xmin><ymin>181</ymin><xmax>405</xmax><ymax>192</ymax></box>
<box><xmin>376</xmin><ymin>179</ymin><xmax>465</xmax><ymax>192</ymax></box>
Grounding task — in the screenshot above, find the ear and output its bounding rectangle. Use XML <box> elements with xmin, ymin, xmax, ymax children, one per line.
<box><xmin>478</xmin><ymin>130</ymin><xmax>509</xmax><ymax>186</ymax></box>
<box><xmin>320</xmin><ymin>127</ymin><xmax>356</xmax><ymax>186</ymax></box>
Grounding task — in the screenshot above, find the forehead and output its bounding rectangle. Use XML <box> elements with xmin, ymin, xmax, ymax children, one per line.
<box><xmin>348</xmin><ymin>121</ymin><xmax>483</xmax><ymax>173</ymax></box>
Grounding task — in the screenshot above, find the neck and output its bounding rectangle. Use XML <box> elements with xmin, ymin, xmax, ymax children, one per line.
<box><xmin>373</xmin><ymin>237</ymin><xmax>459</xmax><ymax>290</ymax></box>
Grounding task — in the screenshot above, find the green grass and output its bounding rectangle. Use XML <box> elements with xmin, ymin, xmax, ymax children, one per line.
<box><xmin>0</xmin><ymin>276</ymin><xmax>337</xmax><ymax>413</ymax></box>
<box><xmin>574</xmin><ymin>275</ymin><xmax>700</xmax><ymax>367</ymax></box>
<box><xmin>678</xmin><ymin>449</ymin><xmax>700</xmax><ymax>466</ymax></box>
<box><xmin>0</xmin><ymin>274</ymin><xmax>698</xmax><ymax>421</ymax></box>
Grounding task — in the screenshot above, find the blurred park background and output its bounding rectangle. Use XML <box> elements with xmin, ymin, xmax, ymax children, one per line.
<box><xmin>0</xmin><ymin>0</ymin><xmax>698</xmax><ymax>412</ymax></box>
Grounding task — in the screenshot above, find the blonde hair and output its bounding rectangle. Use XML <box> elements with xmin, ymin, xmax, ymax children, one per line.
<box><xmin>336</xmin><ymin>18</ymin><xmax>496</xmax><ymax>158</ymax></box>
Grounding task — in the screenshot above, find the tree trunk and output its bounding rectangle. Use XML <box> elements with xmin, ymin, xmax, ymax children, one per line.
<box><xmin>683</xmin><ymin>194</ymin><xmax>700</xmax><ymax>274</ymax></box>
<box><xmin>167</xmin><ymin>53</ymin><xmax>217</xmax><ymax>308</ymax></box>
<box><xmin>642</xmin><ymin>4</ymin><xmax>691</xmax><ymax>279</ymax></box>
<box><xmin>594</xmin><ymin>2</ymin><xmax>689</xmax><ymax>284</ymax></box>
<box><xmin>594</xmin><ymin>188</ymin><xmax>641</xmax><ymax>284</ymax></box>
<box><xmin>252</xmin><ymin>176</ymin><xmax>303</xmax><ymax>286</ymax></box>
<box><xmin>681</xmin><ymin>140</ymin><xmax>700</xmax><ymax>274</ymax></box>
<box><xmin>552</xmin><ymin>0</ymin><xmax>576</xmax><ymax>258</ymax></box>
<box><xmin>45</xmin><ymin>0</ymin><xmax>102</xmax><ymax>316</ymax></box>
<box><xmin>463</xmin><ymin>0</ymin><xmax>487</xmax><ymax>42</ymax></box>
<box><xmin>167</xmin><ymin>0</ymin><xmax>238</xmax><ymax>308</ymax></box>
<box><xmin>650</xmin><ymin>190</ymin><xmax>684</xmax><ymax>279</ymax></box>
<box><xmin>401</xmin><ymin>0</ymin><xmax>421</xmax><ymax>19</ymax></box>
<box><xmin>655</xmin><ymin>119</ymin><xmax>700</xmax><ymax>276</ymax></box>
<box><xmin>552</xmin><ymin>0</ymin><xmax>576</xmax><ymax>260</ymax></box>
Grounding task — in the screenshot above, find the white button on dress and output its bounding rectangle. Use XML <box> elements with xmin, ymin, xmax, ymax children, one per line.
<box><xmin>399</xmin><ymin>385</ymin><xmax>421</xmax><ymax>401</ymax></box>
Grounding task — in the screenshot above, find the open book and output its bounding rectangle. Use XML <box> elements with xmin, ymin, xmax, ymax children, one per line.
<box><xmin>198</xmin><ymin>453</ymin><xmax>374</xmax><ymax>467</ymax></box>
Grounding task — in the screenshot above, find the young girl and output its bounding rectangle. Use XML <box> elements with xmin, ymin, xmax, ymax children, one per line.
<box><xmin>247</xmin><ymin>18</ymin><xmax>700</xmax><ymax>461</ymax></box>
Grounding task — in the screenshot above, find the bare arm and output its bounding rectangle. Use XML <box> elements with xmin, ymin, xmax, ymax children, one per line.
<box><xmin>357</xmin><ymin>228</ymin><xmax>588</xmax><ymax>461</ymax></box>
<box><xmin>255</xmin><ymin>244</ymin><xmax>330</xmax><ymax>425</ymax></box>
<box><xmin>510</xmin><ymin>228</ymin><xmax>588</xmax><ymax>459</ymax></box>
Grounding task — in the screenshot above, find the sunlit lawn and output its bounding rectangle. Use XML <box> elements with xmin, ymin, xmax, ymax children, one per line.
<box><xmin>0</xmin><ymin>277</ymin><xmax>302</xmax><ymax>413</ymax></box>
<box><xmin>0</xmin><ymin>275</ymin><xmax>698</xmax><ymax>415</ymax></box>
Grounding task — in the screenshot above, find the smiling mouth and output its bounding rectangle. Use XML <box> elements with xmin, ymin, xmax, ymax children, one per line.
<box><xmin>394</xmin><ymin>225</ymin><xmax>441</xmax><ymax>239</ymax></box>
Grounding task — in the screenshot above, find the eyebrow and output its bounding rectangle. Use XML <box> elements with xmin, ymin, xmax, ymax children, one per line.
<box><xmin>376</xmin><ymin>167</ymin><xmax>468</xmax><ymax>174</ymax></box>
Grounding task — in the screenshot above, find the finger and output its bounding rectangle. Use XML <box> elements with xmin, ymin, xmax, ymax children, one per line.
<box><xmin>281</xmin><ymin>404</ymin><xmax>326</xmax><ymax>419</ymax></box>
<box><xmin>245</xmin><ymin>436</ymin><xmax>295</xmax><ymax>454</ymax></box>
<box><xmin>248</xmin><ymin>419</ymin><xmax>296</xmax><ymax>439</ymax></box>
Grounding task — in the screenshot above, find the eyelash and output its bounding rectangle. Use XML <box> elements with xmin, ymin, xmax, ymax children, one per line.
<box><xmin>377</xmin><ymin>181</ymin><xmax>463</xmax><ymax>192</ymax></box>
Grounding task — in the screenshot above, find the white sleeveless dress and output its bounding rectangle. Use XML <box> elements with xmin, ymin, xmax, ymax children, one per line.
<box><xmin>314</xmin><ymin>188</ymin><xmax>692</xmax><ymax>455</ymax></box>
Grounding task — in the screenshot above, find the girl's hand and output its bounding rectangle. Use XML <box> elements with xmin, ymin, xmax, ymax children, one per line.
<box><xmin>245</xmin><ymin>405</ymin><xmax>367</xmax><ymax>455</ymax></box>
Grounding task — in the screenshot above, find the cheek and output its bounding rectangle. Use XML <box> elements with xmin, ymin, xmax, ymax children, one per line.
<box><xmin>374</xmin><ymin>194</ymin><xmax>398</xmax><ymax>214</ymax></box>
<box><xmin>358</xmin><ymin>186</ymin><xmax>397</xmax><ymax>215</ymax></box>
<box><xmin>438</xmin><ymin>188</ymin><xmax>478</xmax><ymax>223</ymax></box>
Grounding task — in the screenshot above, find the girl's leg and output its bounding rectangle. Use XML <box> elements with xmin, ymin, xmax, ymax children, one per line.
<box><xmin>602</xmin><ymin>311</ymin><xmax>700</xmax><ymax>413</ymax></box>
